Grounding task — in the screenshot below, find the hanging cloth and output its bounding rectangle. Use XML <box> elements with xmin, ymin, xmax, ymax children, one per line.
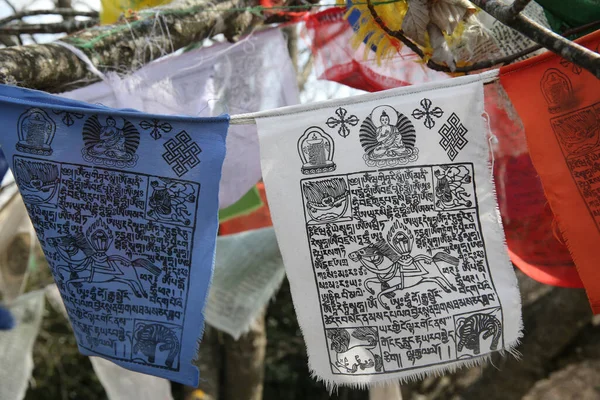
<box><xmin>219</xmin><ymin>182</ymin><xmax>273</xmax><ymax>235</ymax></box>
<box><xmin>303</xmin><ymin>4</ymin><xmax>550</xmax><ymax>93</ymax></box>
<box><xmin>0</xmin><ymin>149</ymin><xmax>7</xmax><ymax>182</ymax></box>
<box><xmin>536</xmin><ymin>0</ymin><xmax>600</xmax><ymax>35</ymax></box>
<box><xmin>485</xmin><ymin>82</ymin><xmax>580</xmax><ymax>288</ymax></box>
<box><xmin>218</xmin><ymin>185</ymin><xmax>263</xmax><ymax>223</ymax></box>
<box><xmin>0</xmin><ymin>290</ymin><xmax>45</xmax><ymax>400</ymax></box>
<box><xmin>45</xmin><ymin>284</ymin><xmax>175</xmax><ymax>400</ymax></box>
<box><xmin>0</xmin><ymin>83</ymin><xmax>229</xmax><ymax>385</ymax></box>
<box><xmin>250</xmin><ymin>72</ymin><xmax>522</xmax><ymax>386</ymax></box>
<box><xmin>204</xmin><ymin>227</ymin><xmax>285</xmax><ymax>339</ymax></box>
<box><xmin>100</xmin><ymin>0</ymin><xmax>173</xmax><ymax>24</ymax></box>
<box><xmin>61</xmin><ymin>28</ymin><xmax>299</xmax><ymax>210</ymax></box>
<box><xmin>500</xmin><ymin>30</ymin><xmax>600</xmax><ymax>313</ymax></box>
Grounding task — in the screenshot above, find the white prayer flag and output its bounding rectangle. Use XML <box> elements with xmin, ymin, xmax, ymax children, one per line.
<box><xmin>61</xmin><ymin>28</ymin><xmax>299</xmax><ymax>209</ymax></box>
<box><xmin>254</xmin><ymin>73</ymin><xmax>521</xmax><ymax>386</ymax></box>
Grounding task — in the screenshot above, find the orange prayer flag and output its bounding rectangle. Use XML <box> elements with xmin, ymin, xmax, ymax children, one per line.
<box><xmin>500</xmin><ymin>31</ymin><xmax>600</xmax><ymax>312</ymax></box>
<box><xmin>219</xmin><ymin>183</ymin><xmax>273</xmax><ymax>235</ymax></box>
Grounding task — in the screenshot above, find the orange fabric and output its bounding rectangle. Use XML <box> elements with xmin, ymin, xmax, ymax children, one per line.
<box><xmin>500</xmin><ymin>30</ymin><xmax>600</xmax><ymax>312</ymax></box>
<box><xmin>219</xmin><ymin>183</ymin><xmax>273</xmax><ymax>235</ymax></box>
<box><xmin>486</xmin><ymin>83</ymin><xmax>581</xmax><ymax>288</ymax></box>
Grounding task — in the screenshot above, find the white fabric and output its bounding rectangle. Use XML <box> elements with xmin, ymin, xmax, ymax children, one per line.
<box><xmin>61</xmin><ymin>29</ymin><xmax>299</xmax><ymax>208</ymax></box>
<box><xmin>255</xmin><ymin>73</ymin><xmax>521</xmax><ymax>386</ymax></box>
<box><xmin>0</xmin><ymin>290</ymin><xmax>45</xmax><ymax>400</ymax></box>
<box><xmin>45</xmin><ymin>284</ymin><xmax>174</xmax><ymax>400</ymax></box>
<box><xmin>205</xmin><ymin>227</ymin><xmax>285</xmax><ymax>339</ymax></box>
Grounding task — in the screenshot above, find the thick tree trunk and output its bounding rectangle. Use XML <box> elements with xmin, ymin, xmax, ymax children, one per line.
<box><xmin>0</xmin><ymin>0</ymin><xmax>261</xmax><ymax>92</ymax></box>
<box><xmin>222</xmin><ymin>310</ymin><xmax>267</xmax><ymax>400</ymax></box>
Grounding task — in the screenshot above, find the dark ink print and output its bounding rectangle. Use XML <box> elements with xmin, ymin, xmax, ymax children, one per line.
<box><xmin>434</xmin><ymin>165</ymin><xmax>473</xmax><ymax>210</ymax></box>
<box><xmin>412</xmin><ymin>98</ymin><xmax>444</xmax><ymax>129</ymax></box>
<box><xmin>359</xmin><ymin>105</ymin><xmax>418</xmax><ymax>167</ymax></box>
<box><xmin>139</xmin><ymin>119</ymin><xmax>173</xmax><ymax>140</ymax></box>
<box><xmin>456</xmin><ymin>311</ymin><xmax>502</xmax><ymax>355</ymax></box>
<box><xmin>348</xmin><ymin>221</ymin><xmax>458</xmax><ymax>310</ymax></box>
<box><xmin>16</xmin><ymin>108</ymin><xmax>56</xmax><ymax>156</ymax></box>
<box><xmin>53</xmin><ymin>110</ymin><xmax>84</xmax><ymax>127</ymax></box>
<box><xmin>162</xmin><ymin>131</ymin><xmax>202</xmax><ymax>177</ymax></box>
<box><xmin>13</xmin><ymin>158</ymin><xmax>59</xmax><ymax>204</ymax></box>
<box><xmin>559</xmin><ymin>58</ymin><xmax>582</xmax><ymax>75</ymax></box>
<box><xmin>133</xmin><ymin>323</ymin><xmax>180</xmax><ymax>368</ymax></box>
<box><xmin>82</xmin><ymin>115</ymin><xmax>140</xmax><ymax>168</ymax></box>
<box><xmin>540</xmin><ymin>68</ymin><xmax>575</xmax><ymax>114</ymax></box>
<box><xmin>302</xmin><ymin>178</ymin><xmax>350</xmax><ymax>224</ymax></box>
<box><xmin>438</xmin><ymin>113</ymin><xmax>468</xmax><ymax>161</ymax></box>
<box><xmin>326</xmin><ymin>107</ymin><xmax>359</xmax><ymax>138</ymax></box>
<box><xmin>147</xmin><ymin>179</ymin><xmax>196</xmax><ymax>226</ymax></box>
<box><xmin>326</xmin><ymin>327</ymin><xmax>383</xmax><ymax>374</ymax></box>
<box><xmin>47</xmin><ymin>219</ymin><xmax>161</xmax><ymax>298</ymax></box>
<box><xmin>298</xmin><ymin>127</ymin><xmax>336</xmax><ymax>174</ymax></box>
<box><xmin>550</xmin><ymin>105</ymin><xmax>599</xmax><ymax>157</ymax></box>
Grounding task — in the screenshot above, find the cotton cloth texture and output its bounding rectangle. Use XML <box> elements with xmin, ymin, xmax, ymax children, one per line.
<box><xmin>45</xmin><ymin>284</ymin><xmax>174</xmax><ymax>400</ymax></box>
<box><xmin>0</xmin><ymin>83</ymin><xmax>229</xmax><ymax>385</ymax></box>
<box><xmin>500</xmin><ymin>30</ymin><xmax>600</xmax><ymax>313</ymax></box>
<box><xmin>485</xmin><ymin>82</ymin><xmax>580</xmax><ymax>288</ymax></box>
<box><xmin>304</xmin><ymin>4</ymin><xmax>549</xmax><ymax>93</ymax></box>
<box><xmin>205</xmin><ymin>227</ymin><xmax>285</xmax><ymax>339</ymax></box>
<box><xmin>219</xmin><ymin>182</ymin><xmax>273</xmax><ymax>235</ymax></box>
<box><xmin>219</xmin><ymin>186</ymin><xmax>263</xmax><ymax>223</ymax></box>
<box><xmin>255</xmin><ymin>73</ymin><xmax>522</xmax><ymax>386</ymax></box>
<box><xmin>307</xmin><ymin>9</ymin><xmax>576</xmax><ymax>287</ymax></box>
<box><xmin>0</xmin><ymin>290</ymin><xmax>45</xmax><ymax>400</ymax></box>
<box><xmin>61</xmin><ymin>28</ymin><xmax>299</xmax><ymax>210</ymax></box>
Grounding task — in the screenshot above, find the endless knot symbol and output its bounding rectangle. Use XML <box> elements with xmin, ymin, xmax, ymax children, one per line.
<box><xmin>438</xmin><ymin>113</ymin><xmax>468</xmax><ymax>161</ymax></box>
<box><xmin>412</xmin><ymin>98</ymin><xmax>443</xmax><ymax>129</ymax></box>
<box><xmin>53</xmin><ymin>110</ymin><xmax>84</xmax><ymax>127</ymax></box>
<box><xmin>326</xmin><ymin>107</ymin><xmax>359</xmax><ymax>138</ymax></box>
<box><xmin>140</xmin><ymin>119</ymin><xmax>173</xmax><ymax>140</ymax></box>
<box><xmin>162</xmin><ymin>130</ymin><xmax>202</xmax><ymax>177</ymax></box>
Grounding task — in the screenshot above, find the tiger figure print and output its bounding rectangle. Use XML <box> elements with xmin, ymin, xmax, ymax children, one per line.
<box><xmin>133</xmin><ymin>323</ymin><xmax>180</xmax><ymax>368</ymax></box>
<box><xmin>456</xmin><ymin>312</ymin><xmax>502</xmax><ymax>355</ymax></box>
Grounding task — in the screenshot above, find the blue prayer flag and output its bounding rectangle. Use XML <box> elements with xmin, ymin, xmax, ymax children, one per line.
<box><xmin>0</xmin><ymin>84</ymin><xmax>229</xmax><ymax>386</ymax></box>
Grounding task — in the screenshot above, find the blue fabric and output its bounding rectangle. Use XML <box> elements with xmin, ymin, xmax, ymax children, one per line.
<box><xmin>0</xmin><ymin>148</ymin><xmax>7</xmax><ymax>182</ymax></box>
<box><xmin>0</xmin><ymin>84</ymin><xmax>229</xmax><ymax>386</ymax></box>
<box><xmin>0</xmin><ymin>306</ymin><xmax>14</xmax><ymax>330</ymax></box>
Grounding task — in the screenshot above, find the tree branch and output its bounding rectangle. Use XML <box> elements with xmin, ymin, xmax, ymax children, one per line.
<box><xmin>0</xmin><ymin>8</ymin><xmax>98</xmax><ymax>26</ymax></box>
<box><xmin>0</xmin><ymin>0</ymin><xmax>262</xmax><ymax>91</ymax></box>
<box><xmin>508</xmin><ymin>0</ymin><xmax>531</xmax><ymax>19</ymax></box>
<box><xmin>367</xmin><ymin>0</ymin><xmax>600</xmax><ymax>76</ymax></box>
<box><xmin>471</xmin><ymin>0</ymin><xmax>600</xmax><ymax>78</ymax></box>
<box><xmin>0</xmin><ymin>19</ymin><xmax>97</xmax><ymax>34</ymax></box>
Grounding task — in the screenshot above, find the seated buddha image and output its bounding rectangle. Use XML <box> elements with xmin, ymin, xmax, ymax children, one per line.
<box><xmin>90</xmin><ymin>116</ymin><xmax>132</xmax><ymax>161</ymax></box>
<box><xmin>372</xmin><ymin>111</ymin><xmax>406</xmax><ymax>158</ymax></box>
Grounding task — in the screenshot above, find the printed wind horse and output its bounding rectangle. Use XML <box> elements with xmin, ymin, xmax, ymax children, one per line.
<box><xmin>348</xmin><ymin>221</ymin><xmax>459</xmax><ymax>310</ymax></box>
<box><xmin>48</xmin><ymin>219</ymin><xmax>161</xmax><ymax>298</ymax></box>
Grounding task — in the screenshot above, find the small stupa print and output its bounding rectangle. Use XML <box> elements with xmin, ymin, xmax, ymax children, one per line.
<box><xmin>298</xmin><ymin>126</ymin><xmax>336</xmax><ymax>174</ymax></box>
<box><xmin>16</xmin><ymin>108</ymin><xmax>56</xmax><ymax>156</ymax></box>
<box><xmin>540</xmin><ymin>68</ymin><xmax>575</xmax><ymax>114</ymax></box>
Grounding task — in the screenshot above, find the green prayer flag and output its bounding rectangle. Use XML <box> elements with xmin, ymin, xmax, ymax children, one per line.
<box><xmin>218</xmin><ymin>186</ymin><xmax>263</xmax><ymax>223</ymax></box>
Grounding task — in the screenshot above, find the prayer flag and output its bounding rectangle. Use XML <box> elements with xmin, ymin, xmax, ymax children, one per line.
<box><xmin>254</xmin><ymin>73</ymin><xmax>522</xmax><ymax>386</ymax></box>
<box><xmin>0</xmin><ymin>84</ymin><xmax>229</xmax><ymax>385</ymax></box>
<box><xmin>500</xmin><ymin>30</ymin><xmax>600</xmax><ymax>313</ymax></box>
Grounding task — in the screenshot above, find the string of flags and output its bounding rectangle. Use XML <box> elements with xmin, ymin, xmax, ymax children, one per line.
<box><xmin>0</xmin><ymin>11</ymin><xmax>598</xmax><ymax>392</ymax></box>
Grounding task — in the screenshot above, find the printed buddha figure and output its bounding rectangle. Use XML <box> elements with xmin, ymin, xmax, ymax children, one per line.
<box><xmin>373</xmin><ymin>111</ymin><xmax>405</xmax><ymax>158</ymax></box>
<box><xmin>91</xmin><ymin>117</ymin><xmax>130</xmax><ymax>160</ymax></box>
